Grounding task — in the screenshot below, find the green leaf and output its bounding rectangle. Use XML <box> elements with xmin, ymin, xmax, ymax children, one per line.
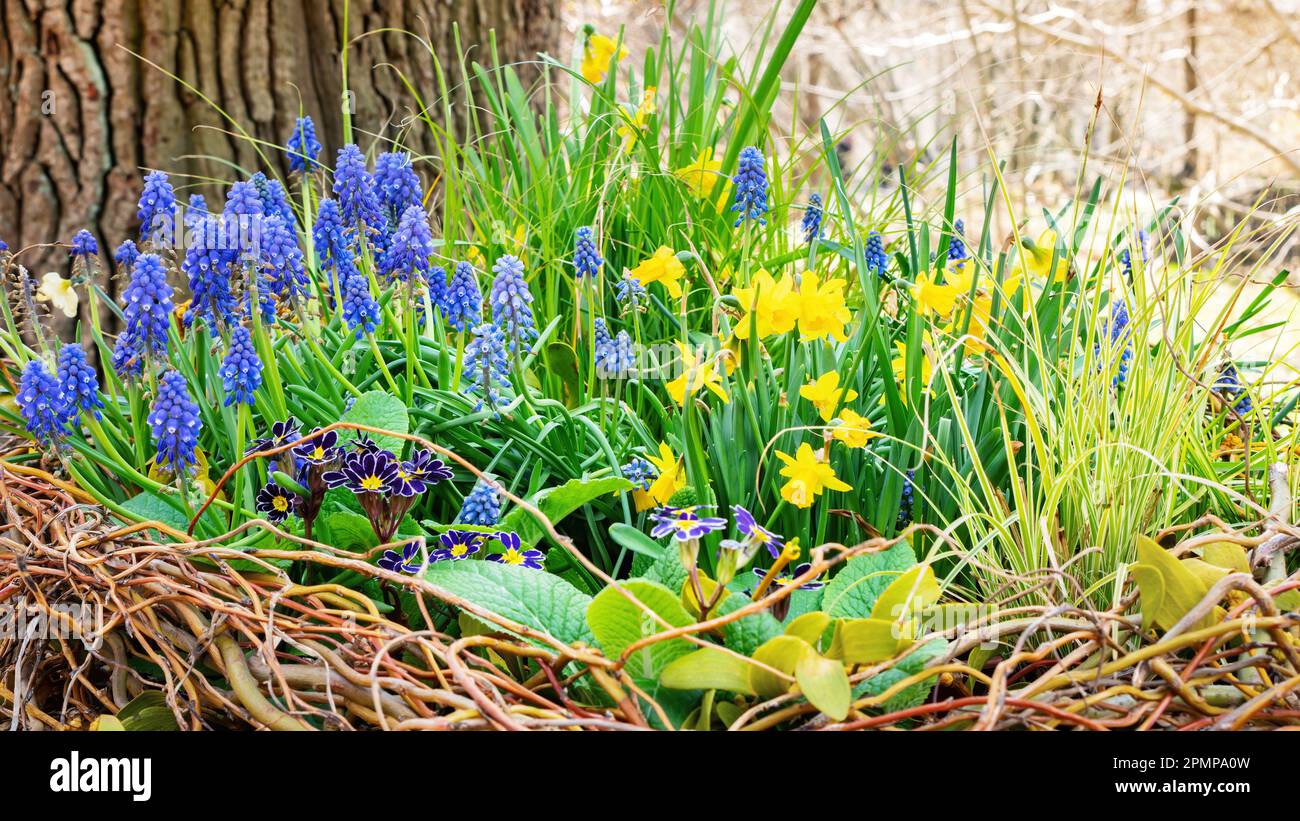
<box><xmin>750</xmin><ymin>635</ymin><xmax>813</xmax><ymax>698</ymax></box>
<box><xmin>640</xmin><ymin>551</ymin><xmax>689</xmax><ymax>593</ymax></box>
<box><xmin>871</xmin><ymin>564</ymin><xmax>940</xmax><ymax>623</ymax></box>
<box><xmin>796</xmin><ymin>651</ymin><xmax>851</xmax><ymax>721</ymax></box>
<box><xmin>586</xmin><ymin>579</ymin><xmax>695</xmax><ymax>680</ymax></box>
<box><xmin>660</xmin><ymin>647</ymin><xmax>756</xmax><ymax>695</ymax></box>
<box><xmin>855</xmin><ymin>639</ymin><xmax>948</xmax><ymax>713</ymax></box>
<box><xmin>341</xmin><ymin>390</ymin><xmax>409</xmax><ymax>454</ymax></box>
<box><xmin>422</xmin><ymin>560</ymin><xmax>593</xmax><ymax>645</ymax></box>
<box><xmin>544</xmin><ymin>341</ymin><xmax>581</xmax><ymax>408</ymax></box>
<box><xmin>500</xmin><ymin>475</ymin><xmax>633</xmax><ymax>546</ymax></box>
<box><xmin>115</xmin><ymin>691</ymin><xmax>179</xmax><ymax>731</ymax></box>
<box><xmin>837</xmin><ymin>617</ymin><xmax>912</xmax><ymax>664</ymax></box>
<box><xmin>821</xmin><ymin>542</ymin><xmax>916</xmax><ymax>618</ymax></box>
<box><xmin>318</xmin><ymin>509</ymin><xmax>377</xmax><ymax>550</ymax></box>
<box><xmin>610</xmin><ymin>522</ymin><xmax>667</xmax><ymax>561</ymax></box>
<box><xmin>120</xmin><ymin>490</ymin><xmax>221</xmax><ymax>540</ymax></box>
<box><xmin>717</xmin><ymin>593</ymin><xmax>783</xmax><ymax>657</ymax></box>
<box><xmin>785</xmin><ymin>611</ymin><xmax>832</xmax><ymax>646</ymax></box>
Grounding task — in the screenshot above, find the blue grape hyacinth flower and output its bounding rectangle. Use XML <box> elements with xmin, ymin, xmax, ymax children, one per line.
<box><xmin>381</xmin><ymin>204</ymin><xmax>435</xmax><ymax>284</ymax></box>
<box><xmin>463</xmin><ymin>321</ymin><xmax>511</xmax><ymax>413</ymax></box>
<box><xmin>114</xmin><ymin>239</ymin><xmax>139</xmax><ymax>271</ymax></box>
<box><xmin>70</xmin><ymin>229</ymin><xmax>99</xmax><ymax>258</ymax></box>
<box><xmin>149</xmin><ymin>369</ymin><xmax>202</xmax><ymax>477</ymax></box>
<box><xmin>114</xmin><ymin>252</ymin><xmax>174</xmax><ymax>377</ymax></box>
<box><xmin>16</xmin><ymin>359</ymin><xmax>65</xmax><ymax>445</ymax></box>
<box><xmin>374</xmin><ymin>151</ymin><xmax>422</xmax><ymax>227</ymax></box>
<box><xmin>220</xmin><ymin>324</ymin><xmax>263</xmax><ymax>407</ymax></box>
<box><xmin>801</xmin><ymin>193</ymin><xmax>823</xmax><ymax>243</ymax></box>
<box><xmin>865</xmin><ymin>231</ymin><xmax>888</xmax><ymax>278</ymax></box>
<box><xmin>573</xmin><ymin>226</ymin><xmax>603</xmax><ymax>279</ymax></box>
<box><xmin>260</xmin><ymin>214</ymin><xmax>307</xmax><ymax>305</ymax></box>
<box><xmin>489</xmin><ymin>254</ymin><xmax>537</xmax><ymax>350</ymax></box>
<box><xmin>137</xmin><ymin>170</ymin><xmax>176</xmax><ymax>243</ymax></box>
<box><xmin>56</xmin><ymin>344</ymin><xmax>103</xmax><ymax>425</ymax></box>
<box><xmin>286</xmin><ymin>115</ymin><xmax>322</xmax><ymax>173</ymax></box>
<box><xmin>443</xmin><ymin>261</ymin><xmax>483</xmax><ymax>331</ymax></box>
<box><xmin>730</xmin><ymin>146</ymin><xmax>769</xmax><ymax>227</ymax></box>
<box><xmin>458</xmin><ymin>479</ymin><xmax>502</xmax><ymax>526</ymax></box>
<box><xmin>340</xmin><ymin>260</ymin><xmax>380</xmax><ymax>337</ymax></box>
<box><xmin>182</xmin><ymin>217</ymin><xmax>238</xmax><ymax>329</ymax></box>
<box><xmin>333</xmin><ymin>144</ymin><xmax>383</xmax><ymax>232</ymax></box>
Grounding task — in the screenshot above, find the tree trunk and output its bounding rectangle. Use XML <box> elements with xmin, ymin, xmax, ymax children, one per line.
<box><xmin>0</xmin><ymin>0</ymin><xmax>558</xmax><ymax>284</ymax></box>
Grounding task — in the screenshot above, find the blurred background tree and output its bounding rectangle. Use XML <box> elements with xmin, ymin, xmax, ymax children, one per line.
<box><xmin>0</xmin><ymin>0</ymin><xmax>558</xmax><ymax>278</ymax></box>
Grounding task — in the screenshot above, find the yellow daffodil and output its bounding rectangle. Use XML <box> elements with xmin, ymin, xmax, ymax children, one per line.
<box><xmin>666</xmin><ymin>343</ymin><xmax>729</xmax><ymax>406</ymax></box>
<box><xmin>912</xmin><ymin>271</ymin><xmax>960</xmax><ymax>318</ymax></box>
<box><xmin>1010</xmin><ymin>228</ymin><xmax>1070</xmax><ymax>283</ymax></box>
<box><xmin>633</xmin><ymin>442</ymin><xmax>686</xmax><ymax>511</ymax></box>
<box><xmin>631</xmin><ymin>246</ymin><xmax>687</xmax><ymax>298</ymax></box>
<box><xmin>799</xmin><ymin>370</ymin><xmax>859</xmax><ymax>422</ymax></box>
<box><xmin>944</xmin><ymin>293</ymin><xmax>993</xmax><ymax>355</ymax></box>
<box><xmin>775</xmin><ymin>442</ymin><xmax>852</xmax><ymax>508</ymax></box>
<box><xmin>796</xmin><ymin>272</ymin><xmax>852</xmax><ymax>343</ymax></box>
<box><xmin>581</xmin><ymin>33</ymin><xmax>628</xmax><ymax>84</ymax></box>
<box><xmin>831</xmin><ymin>408</ymin><xmax>877</xmax><ymax>449</ymax></box>
<box><xmin>733</xmin><ymin>268</ymin><xmax>798</xmax><ymax>339</ymax></box>
<box><xmin>36</xmin><ymin>272</ymin><xmax>78</xmax><ymax>318</ymax></box>
<box><xmin>718</xmin><ymin>332</ymin><xmax>741</xmax><ymax>376</ymax></box>
<box><xmin>674</xmin><ymin>148</ymin><xmax>725</xmax><ymax>199</ymax></box>
<box><xmin>617</xmin><ymin>87</ymin><xmax>656</xmax><ymax>153</ymax></box>
<box><xmin>891</xmin><ymin>339</ymin><xmax>934</xmax><ymax>402</ymax></box>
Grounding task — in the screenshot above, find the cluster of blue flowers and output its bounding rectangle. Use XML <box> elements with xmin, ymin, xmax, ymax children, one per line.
<box><xmin>896</xmin><ymin>468</ymin><xmax>916</xmax><ymax>530</ymax></box>
<box><xmin>615</xmin><ymin>274</ymin><xmax>646</xmax><ymax>308</ymax></box>
<box><xmin>593</xmin><ymin>318</ymin><xmax>635</xmax><ymax>380</ymax></box>
<box><xmin>137</xmin><ymin>171</ymin><xmax>176</xmax><ymax>243</ymax></box>
<box><xmin>16</xmin><ymin>345</ymin><xmax>108</xmax><ymax>445</ymax></box>
<box><xmin>463</xmin><ymin>322</ymin><xmax>511</xmax><ymax>413</ymax></box>
<box><xmin>865</xmin><ymin>230</ymin><xmax>888</xmax><ymax>278</ymax></box>
<box><xmin>1096</xmin><ymin>298</ymin><xmax>1133</xmax><ymax>389</ymax></box>
<box><xmin>458</xmin><ymin>478</ymin><xmax>502</xmax><ymax>526</ymax></box>
<box><xmin>114</xmin><ymin>239</ymin><xmax>139</xmax><ymax>270</ymax></box>
<box><xmin>260</xmin><ymin>214</ymin><xmax>308</xmax><ymax>304</ymax></box>
<box><xmin>182</xmin><ymin>216</ymin><xmax>239</xmax><ymax>329</ymax></box>
<box><xmin>731</xmin><ymin>146</ymin><xmax>769</xmax><ymax>226</ymax></box>
<box><xmin>801</xmin><ymin>193</ymin><xmax>823</xmax><ymax>243</ymax></box>
<box><xmin>56</xmin><ymin>345</ymin><xmax>104</xmax><ymax>423</ymax></box>
<box><xmin>333</xmin><ymin>144</ymin><xmax>384</xmax><ymax>233</ymax></box>
<box><xmin>621</xmin><ymin>456</ymin><xmax>656</xmax><ymax>490</ymax></box>
<box><xmin>1119</xmin><ymin>229</ymin><xmax>1150</xmax><ymax>279</ymax></box>
<box><xmin>374</xmin><ymin>151</ymin><xmax>422</xmax><ymax>229</ymax></box>
<box><xmin>250</xmin><ymin>172</ymin><xmax>295</xmax><ymax>228</ymax></box>
<box><xmin>113</xmin><ymin>253</ymin><xmax>174</xmax><ymax>379</ymax></box>
<box><xmin>381</xmin><ymin>204</ymin><xmax>435</xmax><ymax>284</ymax></box>
<box><xmin>286</xmin><ymin>115</ymin><xmax>322</xmax><ymax>173</ymax></box>
<box><xmin>488</xmin><ymin>255</ymin><xmax>536</xmax><ymax>350</ymax></box>
<box><xmin>443</xmin><ymin>261</ymin><xmax>483</xmax><ymax>331</ymax></box>
<box><xmin>948</xmin><ymin>219</ymin><xmax>968</xmax><ymax>267</ymax></box>
<box><xmin>70</xmin><ymin>230</ymin><xmax>98</xmax><ymax>258</ymax></box>
<box><xmin>16</xmin><ymin>360</ymin><xmax>67</xmax><ymax>444</ymax></box>
<box><xmin>148</xmin><ymin>369</ymin><xmax>202</xmax><ymax>477</ymax></box>
<box><xmin>573</xmin><ymin>226</ymin><xmax>603</xmax><ymax>279</ymax></box>
<box><xmin>1214</xmin><ymin>363</ymin><xmax>1254</xmax><ymax>418</ymax></box>
<box><xmin>220</xmin><ymin>325</ymin><xmax>263</xmax><ymax>407</ymax></box>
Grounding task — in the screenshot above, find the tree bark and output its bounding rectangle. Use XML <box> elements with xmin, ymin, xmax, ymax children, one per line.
<box><xmin>0</xmin><ymin>0</ymin><xmax>559</xmax><ymax>283</ymax></box>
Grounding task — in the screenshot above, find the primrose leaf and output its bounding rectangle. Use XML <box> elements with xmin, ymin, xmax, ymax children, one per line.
<box><xmin>422</xmin><ymin>560</ymin><xmax>593</xmax><ymax>646</ymax></box>
<box><xmin>820</xmin><ymin>542</ymin><xmax>916</xmax><ymax>618</ymax></box>
<box><xmin>500</xmin><ymin>475</ymin><xmax>633</xmax><ymax>546</ymax></box>
<box><xmin>717</xmin><ymin>593</ymin><xmax>783</xmax><ymax>657</ymax></box>
<box><xmin>341</xmin><ymin>390</ymin><xmax>410</xmax><ymax>454</ymax></box>
<box><xmin>120</xmin><ymin>490</ymin><xmax>221</xmax><ymax>539</ymax></box>
<box><xmin>586</xmin><ymin>579</ymin><xmax>695</xmax><ymax>680</ymax></box>
<box><xmin>660</xmin><ymin>647</ymin><xmax>756</xmax><ymax>695</ymax></box>
<box><xmin>855</xmin><ymin>639</ymin><xmax>949</xmax><ymax>713</ymax></box>
<box><xmin>795</xmin><ymin>650</ymin><xmax>851</xmax><ymax>721</ymax></box>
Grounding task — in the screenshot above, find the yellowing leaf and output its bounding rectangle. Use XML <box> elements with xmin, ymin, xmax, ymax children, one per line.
<box><xmin>1134</xmin><ymin>535</ymin><xmax>1214</xmax><ymax>631</ymax></box>
<box><xmin>795</xmin><ymin>651</ymin><xmax>851</xmax><ymax>721</ymax></box>
<box><xmin>660</xmin><ymin>647</ymin><xmax>756</xmax><ymax>695</ymax></box>
<box><xmin>750</xmin><ymin>635</ymin><xmax>813</xmax><ymax>699</ymax></box>
<box><xmin>784</xmin><ymin>611</ymin><xmax>831</xmax><ymax>645</ymax></box>
<box><xmin>1128</xmin><ymin>563</ymin><xmax>1165</xmax><ymax>632</ymax></box>
<box><xmin>1200</xmin><ymin>542</ymin><xmax>1250</xmax><ymax>574</ymax></box>
<box><xmin>870</xmin><ymin>564</ymin><xmax>939</xmax><ymax>623</ymax></box>
<box><xmin>1182</xmin><ymin>558</ymin><xmax>1231</xmax><ymax>589</ymax></box>
<box><xmin>837</xmin><ymin>617</ymin><xmax>913</xmax><ymax>664</ymax></box>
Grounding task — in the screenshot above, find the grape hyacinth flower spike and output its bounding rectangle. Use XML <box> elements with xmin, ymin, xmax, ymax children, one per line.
<box><xmin>16</xmin><ymin>359</ymin><xmax>66</xmax><ymax>445</ymax></box>
<box><xmin>137</xmin><ymin>170</ymin><xmax>176</xmax><ymax>244</ymax></box>
<box><xmin>286</xmin><ymin>115</ymin><xmax>322</xmax><ymax>174</ymax></box>
<box><xmin>56</xmin><ymin>344</ymin><xmax>103</xmax><ymax>426</ymax></box>
<box><xmin>458</xmin><ymin>479</ymin><xmax>501</xmax><ymax>526</ymax></box>
<box><xmin>149</xmin><ymin>370</ymin><xmax>202</xmax><ymax>478</ymax></box>
<box><xmin>731</xmin><ymin>146</ymin><xmax>769</xmax><ymax>227</ymax></box>
<box><xmin>801</xmin><ymin>193</ymin><xmax>823</xmax><ymax>243</ymax></box>
<box><xmin>573</xmin><ymin>226</ymin><xmax>603</xmax><ymax>279</ymax></box>
<box><xmin>489</xmin><ymin>254</ymin><xmax>537</xmax><ymax>351</ymax></box>
<box><xmin>220</xmin><ymin>324</ymin><xmax>263</xmax><ymax>407</ymax></box>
